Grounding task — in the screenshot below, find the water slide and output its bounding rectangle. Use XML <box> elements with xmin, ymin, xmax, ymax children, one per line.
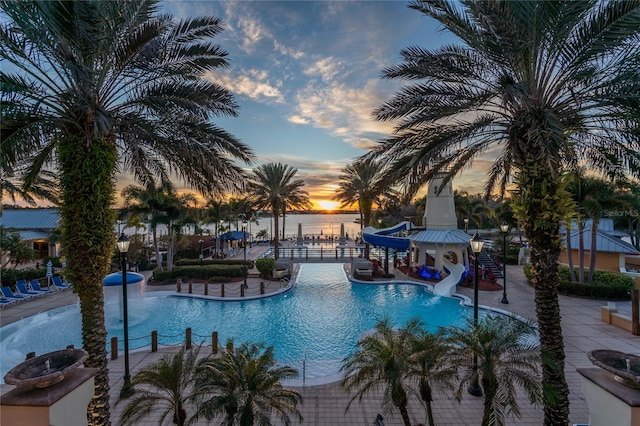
<box><xmin>361</xmin><ymin>221</ymin><xmax>412</xmax><ymax>250</ymax></box>
<box><xmin>362</xmin><ymin>222</ymin><xmax>467</xmax><ymax>297</ymax></box>
<box><xmin>433</xmin><ymin>258</ymin><xmax>466</xmax><ymax>297</ymax></box>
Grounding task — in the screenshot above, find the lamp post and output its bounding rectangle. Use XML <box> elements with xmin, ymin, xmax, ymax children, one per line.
<box><xmin>242</xmin><ymin>220</ymin><xmax>248</xmax><ymax>289</ymax></box>
<box><xmin>468</xmin><ymin>232</ymin><xmax>484</xmax><ymax>397</ymax></box>
<box><xmin>464</xmin><ymin>217</ymin><xmax>469</xmax><ymax>234</ymax></box>
<box><xmin>219</xmin><ymin>220</ymin><xmax>224</xmax><ymax>256</ymax></box>
<box><xmin>115</xmin><ymin>233</ymin><xmax>134</xmax><ymax>398</ymax></box>
<box><xmin>500</xmin><ymin>221</ymin><xmax>510</xmax><ymax>304</ymax></box>
<box><xmin>116</xmin><ymin>219</ymin><xmax>122</xmax><ymax>235</ymax></box>
<box><xmin>199</xmin><ymin>239</ymin><xmax>204</xmax><ymax>264</ymax></box>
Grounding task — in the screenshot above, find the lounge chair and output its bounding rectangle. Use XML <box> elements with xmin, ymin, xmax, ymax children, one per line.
<box><xmin>16</xmin><ymin>280</ymin><xmax>47</xmax><ymax>297</ymax></box>
<box><xmin>1</xmin><ymin>286</ymin><xmax>31</xmax><ymax>302</ymax></box>
<box><xmin>0</xmin><ymin>297</ymin><xmax>16</xmax><ymax>308</ymax></box>
<box><xmin>30</xmin><ymin>280</ymin><xmax>52</xmax><ymax>293</ymax></box>
<box><xmin>52</xmin><ymin>275</ymin><xmax>70</xmax><ymax>291</ymax></box>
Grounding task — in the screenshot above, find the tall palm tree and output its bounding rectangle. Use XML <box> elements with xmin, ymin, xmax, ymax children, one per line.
<box><xmin>192</xmin><ymin>340</ymin><xmax>303</xmax><ymax>426</ymax></box>
<box><xmin>445</xmin><ymin>316</ymin><xmax>543</xmax><ymax>426</ymax></box>
<box><xmin>333</xmin><ymin>159</ymin><xmax>386</xmax><ymax>231</ymax></box>
<box><xmin>280</xmin><ymin>183</ymin><xmax>312</xmax><ymax>241</ymax></box>
<box><xmin>341</xmin><ymin>317</ymin><xmax>417</xmax><ymax>426</ymax></box>
<box><xmin>405</xmin><ymin>323</ymin><xmax>458</xmax><ymax>426</ymax></box>
<box><xmin>248</xmin><ymin>163</ymin><xmax>309</xmax><ymax>260</ymax></box>
<box><xmin>1</xmin><ymin>1</ymin><xmax>254</xmax><ymax>422</ymax></box>
<box><xmin>117</xmin><ymin>346</ymin><xmax>207</xmax><ymax>426</ymax></box>
<box><xmin>370</xmin><ymin>2</ymin><xmax>640</xmax><ymax>423</ymax></box>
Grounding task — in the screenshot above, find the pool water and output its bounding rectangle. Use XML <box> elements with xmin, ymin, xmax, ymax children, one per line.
<box><xmin>1</xmin><ymin>264</ymin><xmax>470</xmax><ymax>384</ymax></box>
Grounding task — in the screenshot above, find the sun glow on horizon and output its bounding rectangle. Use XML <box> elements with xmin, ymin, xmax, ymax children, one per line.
<box><xmin>316</xmin><ymin>200</ymin><xmax>340</xmax><ymax>211</ymax></box>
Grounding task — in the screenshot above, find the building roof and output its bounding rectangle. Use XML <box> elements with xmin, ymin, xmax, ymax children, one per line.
<box><xmin>16</xmin><ymin>231</ymin><xmax>51</xmax><ymax>241</ymax></box>
<box><xmin>409</xmin><ymin>229</ymin><xmax>471</xmax><ymax>245</ymax></box>
<box><xmin>1</xmin><ymin>209</ymin><xmax>60</xmax><ymax>231</ymax></box>
<box><xmin>567</xmin><ymin>227</ymin><xmax>639</xmax><ymax>254</ymax></box>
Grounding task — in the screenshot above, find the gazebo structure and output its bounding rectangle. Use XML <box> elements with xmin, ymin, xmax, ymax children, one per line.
<box><xmin>408</xmin><ymin>170</ymin><xmax>471</xmax><ymax>296</ymax></box>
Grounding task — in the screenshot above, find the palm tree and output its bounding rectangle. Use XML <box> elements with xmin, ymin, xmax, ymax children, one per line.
<box><xmin>192</xmin><ymin>340</ymin><xmax>303</xmax><ymax>426</ymax></box>
<box><xmin>248</xmin><ymin>163</ymin><xmax>309</xmax><ymax>260</ymax></box>
<box><xmin>333</xmin><ymin>159</ymin><xmax>386</xmax><ymax>231</ymax></box>
<box><xmin>1</xmin><ymin>1</ymin><xmax>254</xmax><ymax>422</ymax></box>
<box><xmin>446</xmin><ymin>315</ymin><xmax>543</xmax><ymax>426</ymax></box>
<box><xmin>117</xmin><ymin>345</ymin><xmax>207</xmax><ymax>426</ymax></box>
<box><xmin>341</xmin><ymin>317</ymin><xmax>416</xmax><ymax>426</ymax></box>
<box><xmin>405</xmin><ymin>324</ymin><xmax>458</xmax><ymax>426</ymax></box>
<box><xmin>0</xmin><ymin>229</ymin><xmax>36</xmax><ymax>268</ymax></box>
<box><xmin>370</xmin><ymin>2</ymin><xmax>640</xmax><ymax>423</ymax></box>
<box><xmin>0</xmin><ymin>158</ymin><xmax>59</xmax><ymax>217</ymax></box>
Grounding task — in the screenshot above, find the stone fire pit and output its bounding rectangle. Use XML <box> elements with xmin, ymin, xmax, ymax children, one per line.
<box><xmin>588</xmin><ymin>349</ymin><xmax>640</xmax><ymax>389</ymax></box>
<box><xmin>3</xmin><ymin>348</ymin><xmax>88</xmax><ymax>390</ymax></box>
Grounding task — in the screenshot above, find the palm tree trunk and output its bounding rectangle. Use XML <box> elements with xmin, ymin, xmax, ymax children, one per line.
<box><xmin>152</xmin><ymin>227</ymin><xmax>163</xmax><ymax>271</ymax></box>
<box><xmin>282</xmin><ymin>207</ymin><xmax>286</xmax><ymax>241</ymax></box>
<box><xmin>578</xmin><ymin>219</ymin><xmax>585</xmax><ymax>284</ymax></box>
<box><xmin>166</xmin><ymin>221</ymin><xmax>174</xmax><ymax>272</ymax></box>
<box><xmin>587</xmin><ymin>220</ymin><xmax>598</xmax><ymax>283</ymax></box>
<box><xmin>480</xmin><ymin>381</ymin><xmax>497</xmax><ymax>426</ymax></box>
<box><xmin>516</xmin><ymin>164</ymin><xmax>570</xmax><ymax>425</ymax></box>
<box><xmin>398</xmin><ymin>402</ymin><xmax>412</xmax><ymax>426</ymax></box>
<box><xmin>566</xmin><ymin>226</ymin><xmax>576</xmax><ymax>282</ymax></box>
<box><xmin>272</xmin><ymin>208</ymin><xmax>280</xmax><ymax>260</ymax></box>
<box><xmin>58</xmin><ymin>136</ymin><xmax>117</xmax><ymax>425</ymax></box>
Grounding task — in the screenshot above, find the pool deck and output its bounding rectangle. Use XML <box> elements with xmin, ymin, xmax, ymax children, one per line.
<box><xmin>2</xmin><ymin>247</ymin><xmax>639</xmax><ymax>425</ymax></box>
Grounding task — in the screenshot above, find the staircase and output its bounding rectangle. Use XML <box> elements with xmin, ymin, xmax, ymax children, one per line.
<box><xmin>477</xmin><ymin>251</ymin><xmax>503</xmax><ymax>279</ymax></box>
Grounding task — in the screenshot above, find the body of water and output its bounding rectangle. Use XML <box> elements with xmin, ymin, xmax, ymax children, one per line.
<box><xmin>0</xmin><ymin>263</ymin><xmax>470</xmax><ymax>385</ymax></box>
<box><xmin>120</xmin><ymin>213</ymin><xmax>364</xmax><ymax>242</ymax></box>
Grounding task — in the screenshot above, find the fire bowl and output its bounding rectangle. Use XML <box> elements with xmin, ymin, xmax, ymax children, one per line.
<box><xmin>4</xmin><ymin>348</ymin><xmax>88</xmax><ymax>390</ymax></box>
<box><xmin>588</xmin><ymin>349</ymin><xmax>640</xmax><ymax>389</ymax></box>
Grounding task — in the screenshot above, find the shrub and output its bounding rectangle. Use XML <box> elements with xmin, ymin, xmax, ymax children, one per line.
<box><xmin>175</xmin><ymin>258</ymin><xmax>254</xmax><ymax>269</ymax></box>
<box><xmin>255</xmin><ymin>257</ymin><xmax>275</xmax><ymax>278</ymax></box>
<box><xmin>152</xmin><ymin>264</ymin><xmax>247</xmax><ymax>282</ymax></box>
<box><xmin>0</xmin><ymin>267</ymin><xmax>50</xmax><ymax>287</ymax></box>
<box><xmin>523</xmin><ymin>263</ymin><xmax>634</xmax><ymax>300</ymax></box>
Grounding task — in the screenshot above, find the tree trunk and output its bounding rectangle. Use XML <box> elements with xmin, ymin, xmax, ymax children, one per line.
<box><xmin>153</xmin><ymin>226</ymin><xmax>163</xmax><ymax>271</ymax></box>
<box><xmin>566</xmin><ymin>224</ymin><xmax>576</xmax><ymax>282</ymax></box>
<box><xmin>282</xmin><ymin>207</ymin><xmax>286</xmax><ymax>241</ymax></box>
<box><xmin>398</xmin><ymin>402</ymin><xmax>412</xmax><ymax>426</ymax></box>
<box><xmin>272</xmin><ymin>208</ymin><xmax>280</xmax><ymax>260</ymax></box>
<box><xmin>516</xmin><ymin>161</ymin><xmax>570</xmax><ymax>425</ymax></box>
<box><xmin>58</xmin><ymin>136</ymin><xmax>117</xmax><ymax>426</ymax></box>
<box><xmin>578</xmin><ymin>219</ymin><xmax>585</xmax><ymax>284</ymax></box>
<box><xmin>587</xmin><ymin>220</ymin><xmax>598</xmax><ymax>283</ymax></box>
<box><xmin>166</xmin><ymin>221</ymin><xmax>174</xmax><ymax>272</ymax></box>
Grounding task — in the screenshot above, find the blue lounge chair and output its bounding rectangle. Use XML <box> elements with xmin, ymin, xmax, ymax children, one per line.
<box><xmin>30</xmin><ymin>280</ymin><xmax>52</xmax><ymax>293</ymax></box>
<box><xmin>1</xmin><ymin>286</ymin><xmax>31</xmax><ymax>302</ymax></box>
<box><xmin>16</xmin><ymin>280</ymin><xmax>46</xmax><ymax>297</ymax></box>
<box><xmin>0</xmin><ymin>297</ymin><xmax>16</xmax><ymax>308</ymax></box>
<box><xmin>52</xmin><ymin>276</ymin><xmax>70</xmax><ymax>291</ymax></box>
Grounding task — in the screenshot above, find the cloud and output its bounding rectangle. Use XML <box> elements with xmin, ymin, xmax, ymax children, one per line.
<box><xmin>288</xmin><ymin>78</ymin><xmax>396</xmax><ymax>148</ymax></box>
<box><xmin>207</xmin><ymin>69</ymin><xmax>284</xmax><ymax>103</ymax></box>
<box><xmin>303</xmin><ymin>56</ymin><xmax>344</xmax><ymax>82</ymax></box>
<box><xmin>273</xmin><ymin>40</ymin><xmax>305</xmax><ymax>59</ymax></box>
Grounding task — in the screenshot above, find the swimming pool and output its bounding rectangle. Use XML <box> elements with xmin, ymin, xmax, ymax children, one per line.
<box><xmin>0</xmin><ymin>264</ymin><xmax>472</xmax><ymax>385</ymax></box>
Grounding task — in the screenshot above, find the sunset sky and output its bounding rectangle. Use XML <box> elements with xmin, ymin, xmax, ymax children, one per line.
<box><xmin>152</xmin><ymin>0</ymin><xmax>492</xmax><ymax>209</ymax></box>
<box><xmin>5</xmin><ymin>1</ymin><xmax>495</xmax><ymax>210</ymax></box>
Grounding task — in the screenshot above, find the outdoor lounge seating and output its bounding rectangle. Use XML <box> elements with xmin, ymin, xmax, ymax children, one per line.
<box><xmin>52</xmin><ymin>275</ymin><xmax>70</xmax><ymax>291</ymax></box>
<box><xmin>0</xmin><ymin>297</ymin><xmax>16</xmax><ymax>308</ymax></box>
<box><xmin>30</xmin><ymin>280</ymin><xmax>52</xmax><ymax>293</ymax></box>
<box><xmin>1</xmin><ymin>286</ymin><xmax>31</xmax><ymax>302</ymax></box>
<box><xmin>16</xmin><ymin>280</ymin><xmax>47</xmax><ymax>297</ymax></box>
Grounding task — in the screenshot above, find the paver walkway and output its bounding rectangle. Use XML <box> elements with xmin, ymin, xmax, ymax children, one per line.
<box><xmin>2</xmin><ymin>254</ymin><xmax>639</xmax><ymax>425</ymax></box>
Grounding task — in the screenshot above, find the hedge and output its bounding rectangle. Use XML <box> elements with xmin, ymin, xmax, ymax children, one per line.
<box><xmin>255</xmin><ymin>258</ymin><xmax>275</xmax><ymax>278</ymax></box>
<box><xmin>523</xmin><ymin>263</ymin><xmax>634</xmax><ymax>300</ymax></box>
<box><xmin>152</xmin><ymin>264</ymin><xmax>247</xmax><ymax>282</ymax></box>
<box><xmin>0</xmin><ymin>267</ymin><xmax>55</xmax><ymax>288</ymax></box>
<box><xmin>175</xmin><ymin>258</ymin><xmax>254</xmax><ymax>269</ymax></box>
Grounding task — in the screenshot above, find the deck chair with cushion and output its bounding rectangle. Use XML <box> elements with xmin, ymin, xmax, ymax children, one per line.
<box><xmin>0</xmin><ymin>297</ymin><xmax>16</xmax><ymax>308</ymax></box>
<box><xmin>52</xmin><ymin>275</ymin><xmax>70</xmax><ymax>291</ymax></box>
<box><xmin>16</xmin><ymin>280</ymin><xmax>47</xmax><ymax>297</ymax></box>
<box><xmin>1</xmin><ymin>286</ymin><xmax>32</xmax><ymax>302</ymax></box>
<box><xmin>30</xmin><ymin>280</ymin><xmax>52</xmax><ymax>293</ymax></box>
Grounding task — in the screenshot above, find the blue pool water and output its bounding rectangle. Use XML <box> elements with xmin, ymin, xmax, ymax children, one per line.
<box><xmin>0</xmin><ymin>264</ymin><xmax>471</xmax><ymax>384</ymax></box>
